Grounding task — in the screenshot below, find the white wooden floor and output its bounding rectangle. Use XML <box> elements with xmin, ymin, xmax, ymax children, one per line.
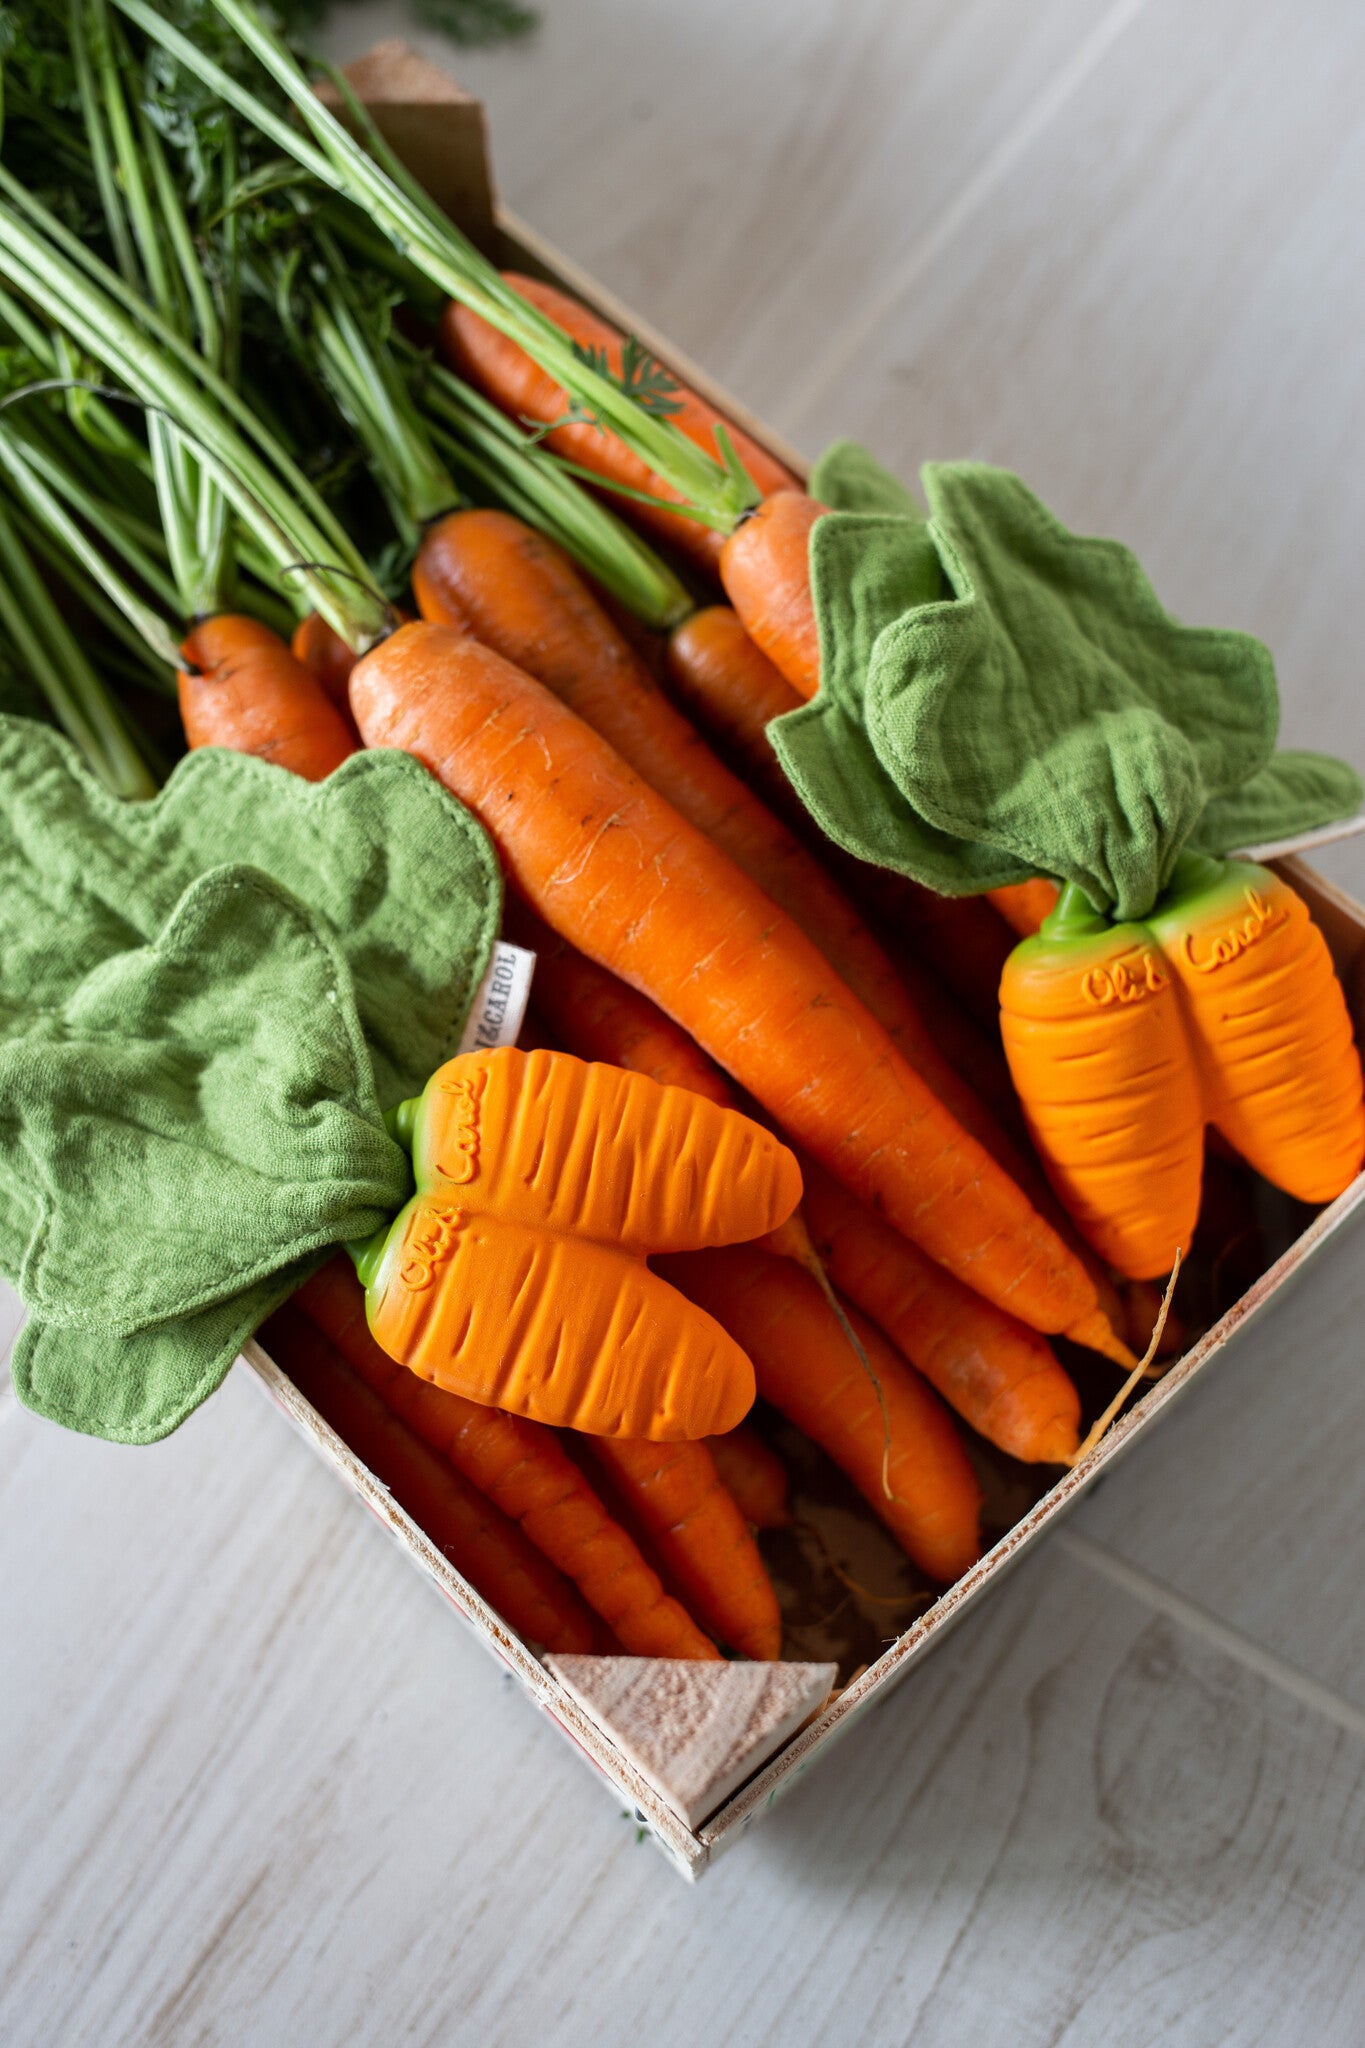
<box><xmin>5</xmin><ymin>1</ymin><xmax>1365</xmax><ymax>2040</ymax></box>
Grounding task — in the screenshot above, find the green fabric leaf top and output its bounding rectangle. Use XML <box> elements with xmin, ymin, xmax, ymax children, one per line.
<box><xmin>772</xmin><ymin>446</ymin><xmax>1361</xmax><ymax>920</ymax></box>
<box><xmin>0</xmin><ymin>721</ymin><xmax>502</xmax><ymax>1442</ymax></box>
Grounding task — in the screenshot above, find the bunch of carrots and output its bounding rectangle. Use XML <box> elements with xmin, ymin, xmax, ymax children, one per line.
<box><xmin>0</xmin><ymin>0</ymin><xmax>1357</xmax><ymax>1664</ymax></box>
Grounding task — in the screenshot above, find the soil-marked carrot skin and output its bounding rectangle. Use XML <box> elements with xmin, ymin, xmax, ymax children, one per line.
<box><xmin>363</xmin><ymin>1046</ymin><xmax>793</xmax><ymax>1439</ymax></box>
<box><xmin>584</xmin><ymin>1436</ymin><xmax>782</xmax><ymax>1660</ymax></box>
<box><xmin>1000</xmin><ymin>887</ymin><xmax>1205</xmax><ymax>1280</ymax></box>
<box><xmin>660</xmin><ymin>1246</ymin><xmax>983</xmax><ymax>1585</ymax></box>
<box><xmin>266</xmin><ymin>1305</ymin><xmax>597</xmax><ymax>1652</ymax></box>
<box><xmin>178</xmin><ymin>614</ymin><xmax>356</xmax><ymax>780</ymax></box>
<box><xmin>297</xmin><ymin>1259</ymin><xmax>719</xmax><ymax>1658</ymax></box>
<box><xmin>706</xmin><ymin>1423</ymin><xmax>791</xmax><ymax>1531</ymax></box>
<box><xmin>1148</xmin><ymin>854</ymin><xmax>1365</xmax><ymax>1204</ymax></box>
<box><xmin>442</xmin><ymin>273</ymin><xmax>797</xmax><ymax>572</ymax></box>
<box><xmin>349</xmin><ymin>622</ymin><xmax>1115</xmax><ymax>1347</ymax></box>
<box><xmin>798</xmin><ymin>1158</ymin><xmax>1081</xmax><ymax>1465</ymax></box>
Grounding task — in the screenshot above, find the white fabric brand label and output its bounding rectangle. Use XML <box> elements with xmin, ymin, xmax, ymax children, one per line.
<box><xmin>457</xmin><ymin>941</ymin><xmax>537</xmax><ymax>1055</ymax></box>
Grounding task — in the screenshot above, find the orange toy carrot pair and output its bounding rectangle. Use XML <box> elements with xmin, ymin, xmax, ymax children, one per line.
<box><xmin>1001</xmin><ymin>859</ymin><xmax>1365</xmax><ymax>1278</ymax></box>
<box><xmin>354</xmin><ymin>1043</ymin><xmax>801</xmax><ymax>1440</ymax></box>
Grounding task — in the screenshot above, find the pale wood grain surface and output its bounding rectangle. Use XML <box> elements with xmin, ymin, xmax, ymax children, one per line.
<box><xmin>7</xmin><ymin>0</ymin><xmax>1365</xmax><ymax>2038</ymax></box>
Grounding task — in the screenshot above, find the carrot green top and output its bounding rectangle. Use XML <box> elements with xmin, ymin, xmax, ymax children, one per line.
<box><xmin>771</xmin><ymin>443</ymin><xmax>1361</xmax><ymax>921</ymax></box>
<box><xmin>0</xmin><ymin>723</ymin><xmax>500</xmax><ymax>1444</ymax></box>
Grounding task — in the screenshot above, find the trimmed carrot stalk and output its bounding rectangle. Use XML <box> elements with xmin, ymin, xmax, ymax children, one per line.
<box><xmin>412</xmin><ymin>512</ymin><xmax>1043</xmax><ymax>1183</ymax></box>
<box><xmin>717</xmin><ymin>491</ymin><xmax>826</xmax><ymax>701</ymax></box>
<box><xmin>349</xmin><ymin>621</ymin><xmax>1116</xmax><ymax>1348</ymax></box>
<box><xmin>660</xmin><ymin>1246</ymin><xmax>983</xmax><ymax>1585</ymax></box>
<box><xmin>178</xmin><ymin>614</ymin><xmax>356</xmax><ymax>780</ymax></box>
<box><xmin>1148</xmin><ymin>855</ymin><xmax>1365</xmax><ymax>1204</ymax></box>
<box><xmin>706</xmin><ymin>1423</ymin><xmax>791</xmax><ymax>1531</ymax></box>
<box><xmin>297</xmin><ymin>1260</ymin><xmax>719</xmax><ymax>1659</ymax></box>
<box><xmin>1000</xmin><ymin>886</ymin><xmax>1206</xmax><ymax>1281</ymax></box>
<box><xmin>988</xmin><ymin>879</ymin><xmax>1060</xmax><ymax>939</ymax></box>
<box><xmin>265</xmin><ymin>1305</ymin><xmax>596</xmax><ymax>1652</ymax></box>
<box><xmin>798</xmin><ymin>1157</ymin><xmax>1081</xmax><ymax>1464</ymax></box>
<box><xmin>442</xmin><ymin>273</ymin><xmax>797</xmax><ymax>573</ymax></box>
<box><xmin>583</xmin><ymin>1436</ymin><xmax>783</xmax><ymax>1660</ymax></box>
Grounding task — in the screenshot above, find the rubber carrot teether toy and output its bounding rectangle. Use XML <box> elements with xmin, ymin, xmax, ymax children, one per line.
<box><xmin>351</xmin><ymin>1046</ymin><xmax>802</xmax><ymax>1440</ymax></box>
<box><xmin>1002</xmin><ymin>859</ymin><xmax>1365</xmax><ymax>1278</ymax></box>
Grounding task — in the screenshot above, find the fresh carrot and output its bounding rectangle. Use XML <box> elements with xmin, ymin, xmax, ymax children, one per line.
<box><xmin>442</xmin><ymin>273</ymin><xmax>797</xmax><ymax>573</ymax></box>
<box><xmin>348</xmin><ymin>621</ymin><xmax>1120</xmax><ymax>1352</ymax></box>
<box><xmin>582</xmin><ymin>1436</ymin><xmax>782</xmax><ymax>1660</ymax></box>
<box><xmin>988</xmin><ymin>879</ymin><xmax>1061</xmax><ymax>938</ymax></box>
<box><xmin>264</xmin><ymin>1304</ymin><xmax>597</xmax><ymax>1652</ymax></box>
<box><xmin>364</xmin><ymin>1046</ymin><xmax>797</xmax><ymax>1439</ymax></box>
<box><xmin>664</xmin><ymin>603</ymin><xmax>809</xmax><ymax>812</ymax></box>
<box><xmin>659</xmin><ymin>1246</ymin><xmax>984</xmax><ymax>1585</ymax></box>
<box><xmin>291</xmin><ymin>610</ymin><xmax>361</xmax><ymax>719</ymax></box>
<box><xmin>1148</xmin><ymin>855</ymin><xmax>1365</xmax><ymax>1205</ymax></box>
<box><xmin>712</xmin><ymin>490</ymin><xmax>826</xmax><ymax>700</ymax></box>
<box><xmin>706</xmin><ymin>1423</ymin><xmax>791</xmax><ymax>1531</ymax></box>
<box><xmin>798</xmin><ymin>1156</ymin><xmax>1081</xmax><ymax>1464</ymax></box>
<box><xmin>412</xmin><ymin>510</ymin><xmax>1042</xmax><ymax>1179</ymax></box>
<box><xmin>297</xmin><ymin>1259</ymin><xmax>719</xmax><ymax>1659</ymax></box>
<box><xmin>179</xmin><ymin>614</ymin><xmax>356</xmax><ymax>780</ymax></box>
<box><xmin>1000</xmin><ymin>886</ymin><xmax>1206</xmax><ymax>1280</ymax></box>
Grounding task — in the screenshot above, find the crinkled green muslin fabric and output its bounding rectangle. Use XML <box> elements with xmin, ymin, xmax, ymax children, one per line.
<box><xmin>769</xmin><ymin>443</ymin><xmax>1361</xmax><ymax>920</ymax></box>
<box><xmin>0</xmin><ymin>723</ymin><xmax>501</xmax><ymax>1442</ymax></box>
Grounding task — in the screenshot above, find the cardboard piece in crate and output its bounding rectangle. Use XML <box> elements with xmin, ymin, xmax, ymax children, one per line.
<box><xmin>245</xmin><ymin>42</ymin><xmax>1365</xmax><ymax>1882</ymax></box>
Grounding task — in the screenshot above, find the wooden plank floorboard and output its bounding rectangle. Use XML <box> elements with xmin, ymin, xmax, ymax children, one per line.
<box><xmin>2</xmin><ymin>1375</ymin><xmax>1363</xmax><ymax>2047</ymax></box>
<box><xmin>324</xmin><ymin>0</ymin><xmax>1124</xmax><ymax>438</ymax></box>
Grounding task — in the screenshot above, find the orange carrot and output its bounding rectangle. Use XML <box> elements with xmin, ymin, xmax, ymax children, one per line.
<box><xmin>659</xmin><ymin>1246</ymin><xmax>983</xmax><ymax>1584</ymax></box>
<box><xmin>798</xmin><ymin>1157</ymin><xmax>1081</xmax><ymax>1464</ymax></box>
<box><xmin>178</xmin><ymin>614</ymin><xmax>356</xmax><ymax>780</ymax></box>
<box><xmin>706</xmin><ymin>1423</ymin><xmax>791</xmax><ymax>1531</ymax></box>
<box><xmin>442</xmin><ymin>273</ymin><xmax>797</xmax><ymax>573</ymax></box>
<box><xmin>297</xmin><ymin>1259</ymin><xmax>719</xmax><ymax>1658</ymax></box>
<box><xmin>1148</xmin><ymin>855</ymin><xmax>1365</xmax><ymax>1205</ymax></box>
<box><xmin>291</xmin><ymin>610</ymin><xmax>360</xmax><ymax>716</ymax></box>
<box><xmin>412</xmin><ymin>511</ymin><xmax>1041</xmax><ymax>1180</ymax></box>
<box><xmin>715</xmin><ymin>491</ymin><xmax>826</xmax><ymax>700</ymax></box>
<box><xmin>988</xmin><ymin>879</ymin><xmax>1061</xmax><ymax>938</ymax></box>
<box><xmin>348</xmin><ymin>621</ymin><xmax>1119</xmax><ymax>1352</ymax></box>
<box><xmin>265</xmin><ymin>1305</ymin><xmax>596</xmax><ymax>1652</ymax></box>
<box><xmin>1000</xmin><ymin>888</ymin><xmax>1206</xmax><ymax>1280</ymax></box>
<box><xmin>582</xmin><ymin>1436</ymin><xmax>782</xmax><ymax>1660</ymax></box>
<box><xmin>366</xmin><ymin>1046</ymin><xmax>796</xmax><ymax>1439</ymax></box>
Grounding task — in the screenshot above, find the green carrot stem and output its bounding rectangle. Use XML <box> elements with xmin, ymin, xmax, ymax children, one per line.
<box><xmin>113</xmin><ymin>0</ymin><xmax>760</xmax><ymax>533</ymax></box>
<box><xmin>0</xmin><ymin>494</ymin><xmax>156</xmax><ymax>797</ymax></box>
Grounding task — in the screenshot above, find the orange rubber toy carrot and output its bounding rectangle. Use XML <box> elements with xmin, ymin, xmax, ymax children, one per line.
<box><xmin>297</xmin><ymin>1260</ymin><xmax>719</xmax><ymax>1659</ymax></box>
<box><xmin>798</xmin><ymin>1157</ymin><xmax>1081</xmax><ymax>1464</ymax></box>
<box><xmin>443</xmin><ymin>273</ymin><xmax>797</xmax><ymax>574</ymax></box>
<box><xmin>266</xmin><ymin>1304</ymin><xmax>597</xmax><ymax>1652</ymax></box>
<box><xmin>582</xmin><ymin>1436</ymin><xmax>782</xmax><ymax>1660</ymax></box>
<box><xmin>361</xmin><ymin>1045</ymin><xmax>799</xmax><ymax>1439</ymax></box>
<box><xmin>659</xmin><ymin>1246</ymin><xmax>984</xmax><ymax>1585</ymax></box>
<box><xmin>349</xmin><ymin>622</ymin><xmax>1121</xmax><ymax>1354</ymax></box>
<box><xmin>178</xmin><ymin>614</ymin><xmax>356</xmax><ymax>780</ymax></box>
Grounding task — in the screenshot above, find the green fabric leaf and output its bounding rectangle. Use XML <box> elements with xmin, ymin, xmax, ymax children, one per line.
<box><xmin>0</xmin><ymin>721</ymin><xmax>502</xmax><ymax>1442</ymax></box>
<box><xmin>11</xmin><ymin>1260</ymin><xmax>316</xmax><ymax>1447</ymax></box>
<box><xmin>4</xmin><ymin>866</ymin><xmax>406</xmax><ymax>1335</ymax></box>
<box><xmin>773</xmin><ymin>450</ymin><xmax>1361</xmax><ymax>920</ymax></box>
<box><xmin>1190</xmin><ymin>749</ymin><xmax>1365</xmax><ymax>853</ymax></box>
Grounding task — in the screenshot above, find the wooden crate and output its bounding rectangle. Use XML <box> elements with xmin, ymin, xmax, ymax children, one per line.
<box><xmin>245</xmin><ymin>43</ymin><xmax>1365</xmax><ymax>1881</ymax></box>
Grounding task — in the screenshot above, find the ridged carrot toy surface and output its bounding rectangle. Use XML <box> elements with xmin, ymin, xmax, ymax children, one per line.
<box><xmin>1002</xmin><ymin>860</ymin><xmax>1365</xmax><ymax>1277</ymax></box>
<box><xmin>352</xmin><ymin>1043</ymin><xmax>801</xmax><ymax>1439</ymax></box>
